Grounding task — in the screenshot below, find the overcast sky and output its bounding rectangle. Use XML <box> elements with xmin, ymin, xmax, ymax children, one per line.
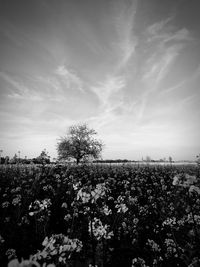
<box><xmin>0</xmin><ymin>0</ymin><xmax>200</xmax><ymax>160</ymax></box>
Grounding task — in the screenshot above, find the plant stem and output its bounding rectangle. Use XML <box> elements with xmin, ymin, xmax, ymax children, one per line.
<box><xmin>90</xmin><ymin>216</ymin><xmax>96</xmax><ymax>267</ymax></box>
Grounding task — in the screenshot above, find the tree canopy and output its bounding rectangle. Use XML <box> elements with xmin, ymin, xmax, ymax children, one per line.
<box><xmin>57</xmin><ymin>123</ymin><xmax>103</xmax><ymax>164</ymax></box>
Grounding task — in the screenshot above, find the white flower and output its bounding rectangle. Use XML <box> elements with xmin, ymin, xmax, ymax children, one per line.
<box><xmin>89</xmin><ymin>218</ymin><xmax>113</xmax><ymax>241</ymax></box>
<box><xmin>73</xmin><ymin>182</ymin><xmax>80</xmax><ymax>190</ymax></box>
<box><xmin>172</xmin><ymin>174</ymin><xmax>197</xmax><ymax>187</ymax></box>
<box><xmin>77</xmin><ymin>189</ymin><xmax>91</xmax><ymax>203</ymax></box>
<box><xmin>172</xmin><ymin>175</ymin><xmax>180</xmax><ymax>186</ymax></box>
<box><xmin>146</xmin><ymin>239</ymin><xmax>161</xmax><ymax>252</ymax></box>
<box><xmin>189</xmin><ymin>185</ymin><xmax>200</xmax><ymax>195</ymax></box>
<box><xmin>162</xmin><ymin>217</ymin><xmax>177</xmax><ymax>227</ymax></box>
<box><xmin>34</xmin><ymin>234</ymin><xmax>82</xmax><ymax>263</ymax></box>
<box><xmin>115</xmin><ymin>203</ymin><xmax>128</xmax><ymax>213</ymax></box>
<box><xmin>42</xmin><ymin>237</ymin><xmax>48</xmax><ymax>246</ymax></box>
<box><xmin>102</xmin><ymin>205</ymin><xmax>112</xmax><ymax>216</ymax></box>
<box><xmin>61</xmin><ymin>202</ymin><xmax>68</xmax><ymax>209</ymax></box>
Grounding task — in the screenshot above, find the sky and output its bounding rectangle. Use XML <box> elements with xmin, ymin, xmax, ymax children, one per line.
<box><xmin>0</xmin><ymin>0</ymin><xmax>200</xmax><ymax>161</ymax></box>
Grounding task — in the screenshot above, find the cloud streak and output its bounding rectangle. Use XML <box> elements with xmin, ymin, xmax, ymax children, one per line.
<box><xmin>91</xmin><ymin>75</ymin><xmax>125</xmax><ymax>106</ymax></box>
<box><xmin>0</xmin><ymin>72</ymin><xmax>30</xmax><ymax>98</ymax></box>
<box><xmin>55</xmin><ymin>65</ymin><xmax>84</xmax><ymax>92</ymax></box>
<box><xmin>112</xmin><ymin>0</ymin><xmax>138</xmax><ymax>69</ymax></box>
<box><xmin>135</xmin><ymin>16</ymin><xmax>194</xmax><ymax>124</ymax></box>
<box><xmin>143</xmin><ymin>44</ymin><xmax>182</xmax><ymax>88</ymax></box>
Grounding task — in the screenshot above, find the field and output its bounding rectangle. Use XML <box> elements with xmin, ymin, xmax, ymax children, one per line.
<box><xmin>0</xmin><ymin>164</ymin><xmax>200</xmax><ymax>267</ymax></box>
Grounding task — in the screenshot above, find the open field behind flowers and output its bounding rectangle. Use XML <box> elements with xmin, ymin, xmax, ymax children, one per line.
<box><xmin>0</xmin><ymin>164</ymin><xmax>200</xmax><ymax>267</ymax></box>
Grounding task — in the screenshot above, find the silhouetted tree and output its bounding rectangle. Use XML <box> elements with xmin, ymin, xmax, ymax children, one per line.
<box><xmin>57</xmin><ymin>123</ymin><xmax>103</xmax><ymax>164</ymax></box>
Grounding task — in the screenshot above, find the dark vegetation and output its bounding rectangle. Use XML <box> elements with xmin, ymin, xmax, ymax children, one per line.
<box><xmin>0</xmin><ymin>163</ymin><xmax>200</xmax><ymax>267</ymax></box>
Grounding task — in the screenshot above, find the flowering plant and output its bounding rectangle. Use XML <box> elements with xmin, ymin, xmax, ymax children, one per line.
<box><xmin>33</xmin><ymin>234</ymin><xmax>82</xmax><ymax>265</ymax></box>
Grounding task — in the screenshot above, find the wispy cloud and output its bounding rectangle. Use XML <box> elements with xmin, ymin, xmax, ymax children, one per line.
<box><xmin>0</xmin><ymin>71</ymin><xmax>60</xmax><ymax>101</ymax></box>
<box><xmin>146</xmin><ymin>17</ymin><xmax>173</xmax><ymax>37</ymax></box>
<box><xmin>112</xmin><ymin>0</ymin><xmax>138</xmax><ymax>68</ymax></box>
<box><xmin>89</xmin><ymin>75</ymin><xmax>126</xmax><ymax>128</ymax></box>
<box><xmin>135</xmin><ymin>16</ymin><xmax>194</xmax><ymax>124</ymax></box>
<box><xmin>138</xmin><ymin>46</ymin><xmax>181</xmax><ymax>123</ymax></box>
<box><xmin>91</xmin><ymin>75</ymin><xmax>125</xmax><ymax>107</ymax></box>
<box><xmin>143</xmin><ymin>44</ymin><xmax>182</xmax><ymax>87</ymax></box>
<box><xmin>160</xmin><ymin>62</ymin><xmax>200</xmax><ymax>96</ymax></box>
<box><xmin>55</xmin><ymin>65</ymin><xmax>84</xmax><ymax>92</ymax></box>
<box><xmin>143</xmin><ymin>17</ymin><xmax>192</xmax><ymax>88</ymax></box>
<box><xmin>0</xmin><ymin>72</ymin><xmax>30</xmax><ymax>98</ymax></box>
<box><xmin>146</xmin><ymin>17</ymin><xmax>192</xmax><ymax>44</ymax></box>
<box><xmin>88</xmin><ymin>109</ymin><xmax>117</xmax><ymax>130</ymax></box>
<box><xmin>87</xmin><ymin>0</ymin><xmax>138</xmax><ymax>127</ymax></box>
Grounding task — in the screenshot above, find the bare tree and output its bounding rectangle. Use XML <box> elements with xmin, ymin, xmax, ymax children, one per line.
<box><xmin>57</xmin><ymin>123</ymin><xmax>103</xmax><ymax>164</ymax></box>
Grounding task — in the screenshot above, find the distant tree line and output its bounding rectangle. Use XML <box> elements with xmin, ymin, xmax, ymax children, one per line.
<box><xmin>0</xmin><ymin>149</ymin><xmax>50</xmax><ymax>165</ymax></box>
<box><xmin>93</xmin><ymin>158</ymin><xmax>175</xmax><ymax>164</ymax></box>
<box><xmin>93</xmin><ymin>159</ymin><xmax>132</xmax><ymax>163</ymax></box>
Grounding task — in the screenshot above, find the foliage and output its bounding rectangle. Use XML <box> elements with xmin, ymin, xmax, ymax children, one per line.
<box><xmin>57</xmin><ymin>124</ymin><xmax>103</xmax><ymax>164</ymax></box>
<box><xmin>36</xmin><ymin>149</ymin><xmax>50</xmax><ymax>164</ymax></box>
<box><xmin>0</xmin><ymin>163</ymin><xmax>200</xmax><ymax>267</ymax></box>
